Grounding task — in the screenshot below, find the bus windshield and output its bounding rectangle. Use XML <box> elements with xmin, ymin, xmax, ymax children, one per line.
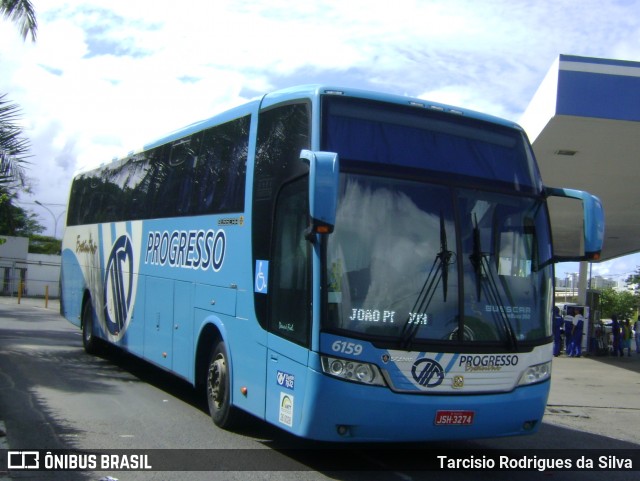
<box><xmin>324</xmin><ymin>174</ymin><xmax>554</xmax><ymax>348</ymax></box>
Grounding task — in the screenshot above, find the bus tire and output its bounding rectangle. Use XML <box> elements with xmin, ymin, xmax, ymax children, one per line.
<box><xmin>206</xmin><ymin>340</ymin><xmax>239</xmax><ymax>429</ymax></box>
<box><xmin>81</xmin><ymin>299</ymin><xmax>99</xmax><ymax>355</ymax></box>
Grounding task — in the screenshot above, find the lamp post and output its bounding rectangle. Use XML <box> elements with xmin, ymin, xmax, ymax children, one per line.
<box><xmin>35</xmin><ymin>200</ymin><xmax>66</xmax><ymax>239</ymax></box>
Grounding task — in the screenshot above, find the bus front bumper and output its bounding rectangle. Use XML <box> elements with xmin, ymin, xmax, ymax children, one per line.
<box><xmin>295</xmin><ymin>369</ymin><xmax>550</xmax><ymax>442</ymax></box>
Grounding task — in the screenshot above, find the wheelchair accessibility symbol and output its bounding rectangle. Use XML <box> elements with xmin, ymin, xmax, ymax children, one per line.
<box><xmin>255</xmin><ymin>260</ymin><xmax>269</xmax><ymax>294</ymax></box>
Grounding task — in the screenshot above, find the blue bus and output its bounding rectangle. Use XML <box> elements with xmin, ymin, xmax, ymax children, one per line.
<box><xmin>60</xmin><ymin>85</ymin><xmax>604</xmax><ymax>442</ymax></box>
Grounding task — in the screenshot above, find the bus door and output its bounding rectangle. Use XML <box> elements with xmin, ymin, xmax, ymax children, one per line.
<box><xmin>264</xmin><ymin>150</ymin><xmax>340</xmax><ymax>431</ymax></box>
<box><xmin>264</xmin><ymin>178</ymin><xmax>312</xmax><ymax>431</ymax></box>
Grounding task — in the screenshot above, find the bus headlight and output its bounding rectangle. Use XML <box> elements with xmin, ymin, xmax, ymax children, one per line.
<box><xmin>321</xmin><ymin>356</ymin><xmax>386</xmax><ymax>386</ymax></box>
<box><xmin>518</xmin><ymin>361</ymin><xmax>551</xmax><ymax>386</ymax></box>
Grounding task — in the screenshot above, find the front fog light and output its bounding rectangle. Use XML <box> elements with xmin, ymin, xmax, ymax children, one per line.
<box><xmin>518</xmin><ymin>361</ymin><xmax>551</xmax><ymax>386</ymax></box>
<box><xmin>321</xmin><ymin>356</ymin><xmax>386</xmax><ymax>386</ymax></box>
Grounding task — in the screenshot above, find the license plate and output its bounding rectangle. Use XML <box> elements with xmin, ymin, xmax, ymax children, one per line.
<box><xmin>434</xmin><ymin>410</ymin><xmax>475</xmax><ymax>426</ymax></box>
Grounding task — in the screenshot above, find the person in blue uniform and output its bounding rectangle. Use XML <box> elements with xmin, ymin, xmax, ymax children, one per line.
<box><xmin>552</xmin><ymin>306</ymin><xmax>563</xmax><ymax>357</ymax></box>
<box><xmin>569</xmin><ymin>310</ymin><xmax>584</xmax><ymax>357</ymax></box>
<box><xmin>563</xmin><ymin>307</ymin><xmax>575</xmax><ymax>356</ymax></box>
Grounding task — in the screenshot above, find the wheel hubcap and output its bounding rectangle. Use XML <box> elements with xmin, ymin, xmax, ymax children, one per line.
<box><xmin>208</xmin><ymin>354</ymin><xmax>226</xmax><ymax>409</ymax></box>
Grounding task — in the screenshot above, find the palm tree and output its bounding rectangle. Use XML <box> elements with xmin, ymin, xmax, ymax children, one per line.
<box><xmin>0</xmin><ymin>94</ymin><xmax>29</xmax><ymax>188</ymax></box>
<box><xmin>0</xmin><ymin>0</ymin><xmax>36</xmax><ymax>229</ymax></box>
<box><xmin>0</xmin><ymin>0</ymin><xmax>37</xmax><ymax>41</ymax></box>
<box><xmin>0</xmin><ymin>0</ymin><xmax>36</xmax><ymax>188</ymax></box>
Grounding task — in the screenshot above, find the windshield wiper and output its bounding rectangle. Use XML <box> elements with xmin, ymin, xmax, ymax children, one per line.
<box><xmin>469</xmin><ymin>215</ymin><xmax>519</xmax><ymax>351</ymax></box>
<box><xmin>439</xmin><ymin>212</ymin><xmax>453</xmax><ymax>302</ymax></box>
<box><xmin>399</xmin><ymin>212</ymin><xmax>453</xmax><ymax>350</ymax></box>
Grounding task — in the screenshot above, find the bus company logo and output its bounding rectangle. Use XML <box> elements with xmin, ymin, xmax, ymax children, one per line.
<box><xmin>411</xmin><ymin>358</ymin><xmax>445</xmax><ymax>388</ymax></box>
<box><xmin>145</xmin><ymin>228</ymin><xmax>226</xmax><ymax>272</ymax></box>
<box><xmin>104</xmin><ymin>234</ymin><xmax>134</xmax><ymax>336</ymax></box>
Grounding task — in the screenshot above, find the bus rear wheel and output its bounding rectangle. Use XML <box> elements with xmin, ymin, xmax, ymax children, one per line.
<box><xmin>206</xmin><ymin>340</ymin><xmax>239</xmax><ymax>429</ymax></box>
<box><xmin>81</xmin><ymin>299</ymin><xmax>99</xmax><ymax>355</ymax></box>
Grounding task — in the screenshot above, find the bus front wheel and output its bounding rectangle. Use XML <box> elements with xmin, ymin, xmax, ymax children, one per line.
<box><xmin>81</xmin><ymin>299</ymin><xmax>99</xmax><ymax>355</ymax></box>
<box><xmin>206</xmin><ymin>341</ymin><xmax>240</xmax><ymax>429</ymax></box>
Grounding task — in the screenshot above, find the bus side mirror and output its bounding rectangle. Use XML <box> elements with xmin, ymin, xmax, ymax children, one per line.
<box><xmin>545</xmin><ymin>187</ymin><xmax>605</xmax><ymax>262</ymax></box>
<box><xmin>300</xmin><ymin>150</ymin><xmax>340</xmax><ymax>237</ymax></box>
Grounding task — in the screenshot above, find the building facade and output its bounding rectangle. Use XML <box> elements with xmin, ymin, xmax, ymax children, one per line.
<box><xmin>0</xmin><ymin>235</ymin><xmax>61</xmax><ymax>298</ymax></box>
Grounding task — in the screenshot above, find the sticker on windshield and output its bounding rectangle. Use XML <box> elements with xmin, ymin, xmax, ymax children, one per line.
<box><xmin>279</xmin><ymin>392</ymin><xmax>294</xmax><ymax>427</ymax></box>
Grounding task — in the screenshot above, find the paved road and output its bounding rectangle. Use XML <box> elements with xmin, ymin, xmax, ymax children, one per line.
<box><xmin>0</xmin><ymin>297</ymin><xmax>639</xmax><ymax>480</ymax></box>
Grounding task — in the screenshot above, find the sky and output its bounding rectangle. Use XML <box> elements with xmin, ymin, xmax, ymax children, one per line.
<box><xmin>1</xmin><ymin>0</ymin><xmax>639</xmax><ymax>281</ymax></box>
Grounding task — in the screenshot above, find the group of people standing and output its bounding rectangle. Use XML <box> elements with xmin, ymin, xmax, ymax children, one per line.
<box><xmin>553</xmin><ymin>306</ymin><xmax>640</xmax><ymax>358</ymax></box>
<box><xmin>611</xmin><ymin>314</ymin><xmax>639</xmax><ymax>357</ymax></box>
<box><xmin>552</xmin><ymin>306</ymin><xmax>584</xmax><ymax>357</ymax></box>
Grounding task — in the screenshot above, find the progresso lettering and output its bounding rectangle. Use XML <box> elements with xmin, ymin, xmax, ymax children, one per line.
<box><xmin>144</xmin><ymin>229</ymin><xmax>226</xmax><ymax>271</ymax></box>
<box><xmin>458</xmin><ymin>354</ymin><xmax>519</xmax><ymax>372</ymax></box>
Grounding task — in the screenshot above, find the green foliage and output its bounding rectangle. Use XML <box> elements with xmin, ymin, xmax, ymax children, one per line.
<box><xmin>0</xmin><ymin>190</ymin><xmax>44</xmax><ymax>236</ymax></box>
<box><xmin>625</xmin><ymin>267</ymin><xmax>640</xmax><ymax>296</ymax></box>
<box><xmin>1</xmin><ymin>1</ymin><xmax>38</xmax><ymax>235</ymax></box>
<box><xmin>0</xmin><ymin>94</ymin><xmax>31</xmax><ymax>190</ymax></box>
<box><xmin>599</xmin><ymin>287</ymin><xmax>638</xmax><ymax>320</ymax></box>
<box><xmin>28</xmin><ymin>234</ymin><xmax>61</xmax><ymax>254</ymax></box>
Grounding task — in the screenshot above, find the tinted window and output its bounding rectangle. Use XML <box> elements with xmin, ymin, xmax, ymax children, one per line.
<box><xmin>322</xmin><ymin>96</ymin><xmax>541</xmax><ymax>193</ymax></box>
<box><xmin>252</xmin><ymin>103</ymin><xmax>311</xmax><ymax>329</ymax></box>
<box><xmin>66</xmin><ymin>115</ymin><xmax>250</xmax><ymax>225</ymax></box>
<box><xmin>270</xmin><ymin>179</ymin><xmax>310</xmax><ymax>345</ymax></box>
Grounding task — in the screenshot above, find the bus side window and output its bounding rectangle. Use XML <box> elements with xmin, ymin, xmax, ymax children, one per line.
<box><xmin>196</xmin><ymin>116</ymin><xmax>249</xmax><ymax>215</ymax></box>
<box><xmin>269</xmin><ymin>178</ymin><xmax>310</xmax><ymax>346</ymax></box>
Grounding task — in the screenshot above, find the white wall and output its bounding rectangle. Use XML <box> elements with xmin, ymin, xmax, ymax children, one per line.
<box><xmin>25</xmin><ymin>253</ymin><xmax>61</xmax><ymax>298</ymax></box>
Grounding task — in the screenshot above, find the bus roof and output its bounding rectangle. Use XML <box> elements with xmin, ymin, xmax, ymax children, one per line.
<box><xmin>146</xmin><ymin>85</ymin><xmax>523</xmax><ymax>152</ymax></box>
<box><xmin>79</xmin><ymin>84</ymin><xmax>524</xmax><ymax>175</ymax></box>
<box><xmin>261</xmin><ymin>84</ymin><xmax>522</xmax><ymax>130</ymax></box>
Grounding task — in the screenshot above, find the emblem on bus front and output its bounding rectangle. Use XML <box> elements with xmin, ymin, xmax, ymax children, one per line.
<box><xmin>411</xmin><ymin>358</ymin><xmax>445</xmax><ymax>388</ymax></box>
<box><xmin>104</xmin><ymin>234</ymin><xmax>134</xmax><ymax>337</ymax></box>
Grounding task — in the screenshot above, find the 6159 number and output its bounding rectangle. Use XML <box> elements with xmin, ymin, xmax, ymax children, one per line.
<box><xmin>331</xmin><ymin>340</ymin><xmax>363</xmax><ymax>356</ymax></box>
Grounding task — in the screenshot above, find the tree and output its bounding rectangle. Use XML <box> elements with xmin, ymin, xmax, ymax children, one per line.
<box><xmin>0</xmin><ymin>94</ymin><xmax>30</xmax><ymax>189</ymax></box>
<box><xmin>0</xmin><ymin>192</ymin><xmax>43</xmax><ymax>236</ymax></box>
<box><xmin>0</xmin><ymin>94</ymin><xmax>33</xmax><ymax>235</ymax></box>
<box><xmin>0</xmin><ymin>0</ymin><xmax>37</xmax><ymax>42</ymax></box>
<box><xmin>599</xmin><ymin>287</ymin><xmax>638</xmax><ymax>320</ymax></box>
<box><xmin>625</xmin><ymin>267</ymin><xmax>640</xmax><ymax>296</ymax></box>
<box><xmin>1</xmin><ymin>0</ymin><xmax>36</xmax><ymax>187</ymax></box>
<box><xmin>28</xmin><ymin>234</ymin><xmax>61</xmax><ymax>255</ymax></box>
<box><xmin>1</xmin><ymin>0</ymin><xmax>39</xmax><ymax>236</ymax></box>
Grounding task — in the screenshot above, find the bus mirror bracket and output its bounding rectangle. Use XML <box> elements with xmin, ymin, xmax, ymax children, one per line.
<box><xmin>300</xmin><ymin>149</ymin><xmax>340</xmax><ymax>240</ymax></box>
<box><xmin>545</xmin><ymin>187</ymin><xmax>605</xmax><ymax>262</ymax></box>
